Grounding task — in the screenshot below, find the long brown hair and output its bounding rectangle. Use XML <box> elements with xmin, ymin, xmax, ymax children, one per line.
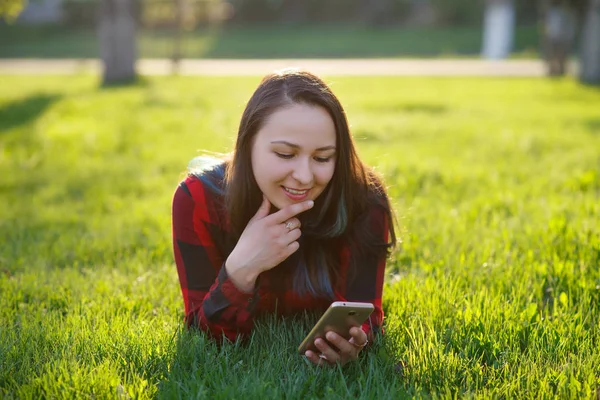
<box><xmin>225</xmin><ymin>69</ymin><xmax>396</xmax><ymax>298</ymax></box>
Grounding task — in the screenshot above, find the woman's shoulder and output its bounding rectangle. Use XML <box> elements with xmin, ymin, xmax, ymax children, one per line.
<box><xmin>173</xmin><ymin>158</ymin><xmax>228</xmax><ymax>226</ymax></box>
<box><xmin>176</xmin><ymin>157</ymin><xmax>227</xmax><ymax>203</ymax></box>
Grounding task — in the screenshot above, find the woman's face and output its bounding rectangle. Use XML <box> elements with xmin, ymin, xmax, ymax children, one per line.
<box><xmin>251</xmin><ymin>103</ymin><xmax>337</xmax><ymax>210</ymax></box>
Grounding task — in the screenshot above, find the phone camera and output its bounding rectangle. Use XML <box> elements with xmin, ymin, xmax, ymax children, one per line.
<box><xmin>348</xmin><ymin>311</ymin><xmax>357</xmax><ymax>316</ymax></box>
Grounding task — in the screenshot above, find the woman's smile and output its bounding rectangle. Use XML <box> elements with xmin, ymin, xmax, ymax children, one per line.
<box><xmin>282</xmin><ymin>186</ymin><xmax>311</xmax><ymax>201</ymax></box>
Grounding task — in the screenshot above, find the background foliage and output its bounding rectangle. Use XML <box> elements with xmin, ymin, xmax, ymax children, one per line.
<box><xmin>0</xmin><ymin>0</ymin><xmax>26</xmax><ymax>21</ymax></box>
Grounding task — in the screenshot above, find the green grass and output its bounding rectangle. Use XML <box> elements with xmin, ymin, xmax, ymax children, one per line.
<box><xmin>0</xmin><ymin>24</ymin><xmax>541</xmax><ymax>59</ymax></box>
<box><xmin>1</xmin><ymin>74</ymin><xmax>599</xmax><ymax>398</ymax></box>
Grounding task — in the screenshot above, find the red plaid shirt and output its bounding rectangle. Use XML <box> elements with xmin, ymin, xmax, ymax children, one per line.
<box><xmin>172</xmin><ymin>165</ymin><xmax>389</xmax><ymax>343</ymax></box>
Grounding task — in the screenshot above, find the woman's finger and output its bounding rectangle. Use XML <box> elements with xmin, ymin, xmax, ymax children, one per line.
<box><xmin>305</xmin><ymin>350</ymin><xmax>325</xmax><ymax>366</ymax></box>
<box><xmin>283</xmin><ymin>226</ymin><xmax>302</xmax><ymax>245</ymax></box>
<box><xmin>348</xmin><ymin>326</ymin><xmax>368</xmax><ymax>348</ymax></box>
<box><xmin>325</xmin><ymin>331</ymin><xmax>359</xmax><ymax>360</ymax></box>
<box><xmin>267</xmin><ymin>200</ymin><xmax>313</xmax><ymax>225</ymax></box>
<box><xmin>286</xmin><ymin>240</ymin><xmax>300</xmax><ymax>253</ymax></box>
<box><xmin>314</xmin><ymin>338</ymin><xmax>339</xmax><ymax>365</ymax></box>
<box><xmin>282</xmin><ymin>217</ymin><xmax>301</xmax><ymax>232</ymax></box>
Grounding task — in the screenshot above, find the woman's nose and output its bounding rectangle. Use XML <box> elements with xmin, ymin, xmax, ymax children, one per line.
<box><xmin>291</xmin><ymin>158</ymin><xmax>313</xmax><ymax>185</ymax></box>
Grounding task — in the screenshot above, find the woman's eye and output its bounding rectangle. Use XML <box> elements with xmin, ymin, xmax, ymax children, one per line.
<box><xmin>275</xmin><ymin>152</ymin><xmax>294</xmax><ymax>159</ymax></box>
<box><xmin>314</xmin><ymin>157</ymin><xmax>332</xmax><ymax>163</ymax></box>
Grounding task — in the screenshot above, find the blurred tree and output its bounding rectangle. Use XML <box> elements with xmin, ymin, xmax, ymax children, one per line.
<box><xmin>98</xmin><ymin>0</ymin><xmax>137</xmax><ymax>84</ymax></box>
<box><xmin>539</xmin><ymin>0</ymin><xmax>600</xmax><ymax>83</ymax></box>
<box><xmin>579</xmin><ymin>0</ymin><xmax>600</xmax><ymax>83</ymax></box>
<box><xmin>225</xmin><ymin>0</ymin><xmax>531</xmax><ymax>26</ymax></box>
<box><xmin>62</xmin><ymin>0</ymin><xmax>99</xmax><ymax>27</ymax></box>
<box><xmin>172</xmin><ymin>0</ymin><xmax>184</xmax><ymax>74</ymax></box>
<box><xmin>430</xmin><ymin>0</ymin><xmax>482</xmax><ymax>25</ymax></box>
<box><xmin>542</xmin><ymin>0</ymin><xmax>576</xmax><ymax>76</ymax></box>
<box><xmin>280</xmin><ymin>0</ymin><xmax>308</xmax><ymax>24</ymax></box>
<box><xmin>481</xmin><ymin>0</ymin><xmax>515</xmax><ymax>59</ymax></box>
<box><xmin>359</xmin><ymin>0</ymin><xmax>393</xmax><ymax>25</ymax></box>
<box><xmin>0</xmin><ymin>0</ymin><xmax>26</xmax><ymax>21</ymax></box>
<box><xmin>405</xmin><ymin>0</ymin><xmax>438</xmax><ymax>27</ymax></box>
<box><xmin>228</xmin><ymin>0</ymin><xmax>277</xmax><ymax>23</ymax></box>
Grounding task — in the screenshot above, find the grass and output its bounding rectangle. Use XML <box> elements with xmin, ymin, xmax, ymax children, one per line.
<box><xmin>1</xmin><ymin>74</ymin><xmax>599</xmax><ymax>398</ymax></box>
<box><xmin>0</xmin><ymin>24</ymin><xmax>541</xmax><ymax>59</ymax></box>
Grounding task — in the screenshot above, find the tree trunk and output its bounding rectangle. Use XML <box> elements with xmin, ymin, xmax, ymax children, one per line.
<box><xmin>542</xmin><ymin>1</ymin><xmax>576</xmax><ymax>76</ymax></box>
<box><xmin>481</xmin><ymin>0</ymin><xmax>515</xmax><ymax>59</ymax></box>
<box><xmin>172</xmin><ymin>0</ymin><xmax>184</xmax><ymax>75</ymax></box>
<box><xmin>580</xmin><ymin>0</ymin><xmax>600</xmax><ymax>84</ymax></box>
<box><xmin>98</xmin><ymin>0</ymin><xmax>137</xmax><ymax>85</ymax></box>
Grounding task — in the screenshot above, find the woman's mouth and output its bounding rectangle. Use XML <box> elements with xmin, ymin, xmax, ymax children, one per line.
<box><xmin>282</xmin><ymin>186</ymin><xmax>310</xmax><ymax>200</ymax></box>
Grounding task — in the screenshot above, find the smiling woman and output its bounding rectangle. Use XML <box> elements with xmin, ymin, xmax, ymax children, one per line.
<box><xmin>171</xmin><ymin>69</ymin><xmax>397</xmax><ymax>367</ymax></box>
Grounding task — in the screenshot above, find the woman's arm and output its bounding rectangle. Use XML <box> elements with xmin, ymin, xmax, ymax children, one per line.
<box><xmin>172</xmin><ymin>176</ymin><xmax>257</xmax><ymax>342</ymax></box>
<box><xmin>305</xmin><ymin>205</ymin><xmax>389</xmax><ymax>366</ymax></box>
<box><xmin>339</xmin><ymin>204</ymin><xmax>389</xmax><ymax>340</ymax></box>
<box><xmin>306</xmin><ymin>204</ymin><xmax>390</xmax><ymax>366</ymax></box>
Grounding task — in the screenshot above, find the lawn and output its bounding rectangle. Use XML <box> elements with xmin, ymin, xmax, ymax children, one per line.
<box><xmin>0</xmin><ymin>24</ymin><xmax>540</xmax><ymax>59</ymax></box>
<box><xmin>0</xmin><ymin>74</ymin><xmax>599</xmax><ymax>398</ymax></box>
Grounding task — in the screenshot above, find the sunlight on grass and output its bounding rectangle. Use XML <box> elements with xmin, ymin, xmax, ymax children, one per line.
<box><xmin>0</xmin><ymin>75</ymin><xmax>599</xmax><ymax>398</ymax></box>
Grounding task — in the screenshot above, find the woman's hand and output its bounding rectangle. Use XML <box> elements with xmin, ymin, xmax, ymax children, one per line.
<box><xmin>225</xmin><ymin>195</ymin><xmax>313</xmax><ymax>292</ymax></box>
<box><xmin>304</xmin><ymin>326</ymin><xmax>368</xmax><ymax>367</ymax></box>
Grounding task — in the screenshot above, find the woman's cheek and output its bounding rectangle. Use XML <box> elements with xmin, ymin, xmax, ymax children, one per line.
<box><xmin>319</xmin><ymin>163</ymin><xmax>336</xmax><ymax>185</ymax></box>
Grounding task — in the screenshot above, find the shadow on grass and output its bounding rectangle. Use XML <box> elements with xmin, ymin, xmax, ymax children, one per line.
<box><xmin>362</xmin><ymin>102</ymin><xmax>449</xmax><ymax>115</ymax></box>
<box><xmin>156</xmin><ymin>314</ymin><xmax>408</xmax><ymax>398</ymax></box>
<box><xmin>1</xmin><ymin>219</ymin><xmax>106</xmax><ymax>272</ymax></box>
<box><xmin>1</xmin><ymin>164</ymin><xmax>165</xmax><ymax>273</ymax></box>
<box><xmin>584</xmin><ymin>118</ymin><xmax>600</xmax><ymax>134</ymax></box>
<box><xmin>401</xmin><ymin>103</ymin><xmax>447</xmax><ymax>114</ymax></box>
<box><xmin>99</xmin><ymin>75</ymin><xmax>151</xmax><ymax>90</ymax></box>
<box><xmin>0</xmin><ymin>94</ymin><xmax>61</xmax><ymax>132</ymax></box>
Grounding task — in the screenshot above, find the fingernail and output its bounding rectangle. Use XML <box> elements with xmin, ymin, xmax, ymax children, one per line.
<box><xmin>307</xmin><ymin>200</ymin><xmax>314</xmax><ymax>207</ymax></box>
<box><xmin>326</xmin><ymin>332</ymin><xmax>335</xmax><ymax>341</ymax></box>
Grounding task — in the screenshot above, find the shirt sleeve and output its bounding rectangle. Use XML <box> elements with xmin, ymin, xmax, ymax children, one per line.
<box><xmin>172</xmin><ymin>176</ymin><xmax>258</xmax><ymax>342</ymax></box>
<box><xmin>337</xmin><ymin>203</ymin><xmax>389</xmax><ymax>341</ymax></box>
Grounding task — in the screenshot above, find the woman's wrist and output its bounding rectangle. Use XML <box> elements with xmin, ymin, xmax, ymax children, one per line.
<box><xmin>225</xmin><ymin>257</ymin><xmax>259</xmax><ymax>293</ymax></box>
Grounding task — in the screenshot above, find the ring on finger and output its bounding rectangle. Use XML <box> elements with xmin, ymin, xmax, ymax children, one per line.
<box><xmin>351</xmin><ymin>339</ymin><xmax>368</xmax><ymax>348</ymax></box>
<box><xmin>284</xmin><ymin>221</ymin><xmax>295</xmax><ymax>231</ymax></box>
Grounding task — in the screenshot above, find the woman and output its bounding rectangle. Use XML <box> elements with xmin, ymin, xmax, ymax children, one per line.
<box><xmin>172</xmin><ymin>69</ymin><xmax>396</xmax><ymax>366</ymax></box>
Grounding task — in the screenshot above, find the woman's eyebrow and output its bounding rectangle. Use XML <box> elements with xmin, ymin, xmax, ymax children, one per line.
<box><xmin>270</xmin><ymin>140</ymin><xmax>336</xmax><ymax>151</ymax></box>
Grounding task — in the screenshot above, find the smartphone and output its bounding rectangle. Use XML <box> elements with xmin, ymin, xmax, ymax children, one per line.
<box><xmin>297</xmin><ymin>301</ymin><xmax>374</xmax><ymax>354</ymax></box>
